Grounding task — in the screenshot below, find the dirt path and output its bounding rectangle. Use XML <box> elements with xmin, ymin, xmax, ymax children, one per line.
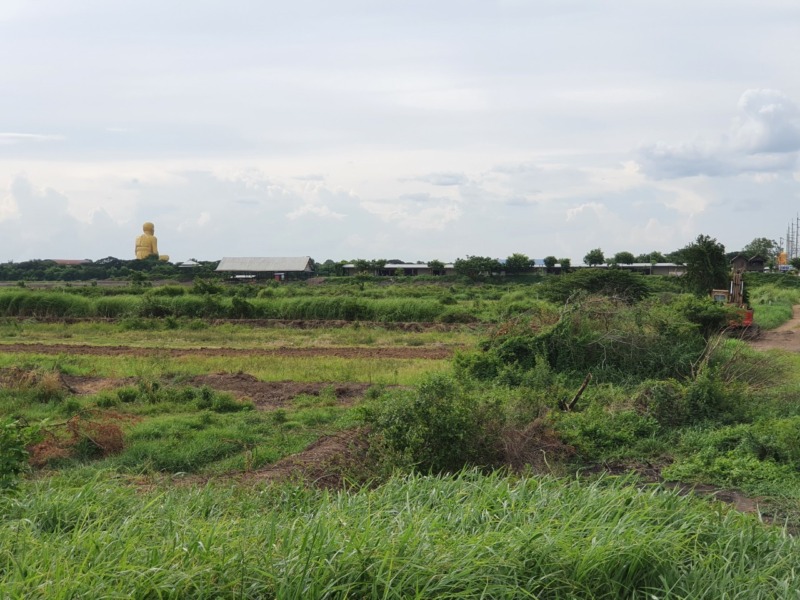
<box><xmin>0</xmin><ymin>342</ymin><xmax>454</xmax><ymax>360</ymax></box>
<box><xmin>749</xmin><ymin>305</ymin><xmax>800</xmax><ymax>352</ymax></box>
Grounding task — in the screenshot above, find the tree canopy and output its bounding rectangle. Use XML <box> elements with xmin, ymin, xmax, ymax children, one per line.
<box><xmin>682</xmin><ymin>234</ymin><xmax>729</xmax><ymax>296</ymax></box>
<box><xmin>583</xmin><ymin>248</ymin><xmax>605</xmax><ymax>266</ymax></box>
<box><xmin>504</xmin><ymin>253</ymin><xmax>531</xmax><ymax>273</ymax></box>
<box><xmin>612</xmin><ymin>251</ymin><xmax>635</xmax><ymax>265</ymax></box>
<box><xmin>454</xmin><ymin>256</ymin><xmax>502</xmax><ymax>280</ymax></box>
<box><xmin>740</xmin><ymin>237</ymin><xmax>779</xmax><ymax>261</ymax></box>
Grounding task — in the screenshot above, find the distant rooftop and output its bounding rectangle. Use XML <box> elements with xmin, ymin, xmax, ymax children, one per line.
<box><xmin>216</xmin><ymin>257</ymin><xmax>313</xmax><ymax>272</ymax></box>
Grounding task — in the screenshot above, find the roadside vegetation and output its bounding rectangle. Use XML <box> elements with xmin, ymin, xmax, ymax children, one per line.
<box><xmin>4</xmin><ymin>267</ymin><xmax>800</xmax><ymax>597</ymax></box>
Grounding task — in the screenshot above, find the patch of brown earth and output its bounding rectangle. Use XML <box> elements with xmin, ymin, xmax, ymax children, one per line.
<box><xmin>0</xmin><ymin>342</ymin><xmax>453</xmax><ymax>359</ymax></box>
<box><xmin>239</xmin><ymin>430</ymin><xmax>370</xmax><ymax>488</ymax></box>
<box><xmin>190</xmin><ymin>373</ymin><xmax>378</xmax><ymax>409</ymax></box>
<box><xmin>749</xmin><ymin>305</ymin><xmax>800</xmax><ymax>352</ymax></box>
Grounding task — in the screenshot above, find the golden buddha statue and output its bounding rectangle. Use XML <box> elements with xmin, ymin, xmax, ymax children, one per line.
<box><xmin>135</xmin><ymin>222</ymin><xmax>169</xmax><ymax>261</ymax></box>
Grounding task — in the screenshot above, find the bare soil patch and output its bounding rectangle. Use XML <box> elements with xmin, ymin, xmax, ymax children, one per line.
<box><xmin>749</xmin><ymin>305</ymin><xmax>800</xmax><ymax>352</ymax></box>
<box><xmin>52</xmin><ymin>372</ymin><xmax>381</xmax><ymax>410</ymax></box>
<box><xmin>0</xmin><ymin>342</ymin><xmax>453</xmax><ymax>360</ymax></box>
<box><xmin>190</xmin><ymin>372</ymin><xmax>379</xmax><ymax>409</ymax></box>
<box><xmin>239</xmin><ymin>429</ymin><xmax>370</xmax><ymax>488</ymax></box>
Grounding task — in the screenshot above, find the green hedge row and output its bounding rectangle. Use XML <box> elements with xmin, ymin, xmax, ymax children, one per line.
<box><xmin>0</xmin><ymin>291</ymin><xmax>468</xmax><ymax>322</ymax></box>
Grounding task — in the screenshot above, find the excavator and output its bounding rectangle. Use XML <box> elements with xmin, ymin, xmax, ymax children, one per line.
<box><xmin>710</xmin><ymin>268</ymin><xmax>757</xmax><ymax>335</ymax></box>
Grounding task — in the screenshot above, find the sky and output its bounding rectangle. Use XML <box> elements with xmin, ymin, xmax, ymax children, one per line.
<box><xmin>1</xmin><ymin>0</ymin><xmax>799</xmax><ymax>264</ymax></box>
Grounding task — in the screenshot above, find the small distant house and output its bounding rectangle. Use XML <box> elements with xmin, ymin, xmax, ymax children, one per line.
<box><xmin>730</xmin><ymin>255</ymin><xmax>766</xmax><ymax>272</ymax></box>
<box><xmin>215</xmin><ymin>257</ymin><xmax>314</xmax><ymax>280</ymax></box>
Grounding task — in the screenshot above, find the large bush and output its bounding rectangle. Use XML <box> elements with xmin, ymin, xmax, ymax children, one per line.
<box><xmin>360</xmin><ymin>374</ymin><xmax>501</xmax><ymax>473</ymax></box>
<box><xmin>460</xmin><ymin>295</ymin><xmax>711</xmax><ymax>384</ymax></box>
<box><xmin>540</xmin><ymin>269</ymin><xmax>651</xmax><ymax>304</ymax></box>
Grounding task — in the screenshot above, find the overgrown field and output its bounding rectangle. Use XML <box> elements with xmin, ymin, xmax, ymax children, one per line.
<box><xmin>3</xmin><ymin>271</ymin><xmax>800</xmax><ymax>597</ymax></box>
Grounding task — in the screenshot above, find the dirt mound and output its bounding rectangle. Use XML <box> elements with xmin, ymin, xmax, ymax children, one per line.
<box><xmin>241</xmin><ymin>429</ymin><xmax>370</xmax><ymax>488</ymax></box>
<box><xmin>28</xmin><ymin>410</ymin><xmax>138</xmax><ymax>467</ymax></box>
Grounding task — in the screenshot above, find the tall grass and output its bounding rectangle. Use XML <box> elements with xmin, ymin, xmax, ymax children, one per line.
<box><xmin>1</xmin><ymin>471</ymin><xmax>797</xmax><ymax>598</ymax></box>
<box><xmin>749</xmin><ymin>284</ymin><xmax>800</xmax><ymax>329</ymax></box>
<box><xmin>0</xmin><ymin>351</ymin><xmax>448</xmax><ymax>385</ymax></box>
<box><xmin>0</xmin><ymin>291</ymin><xmax>451</xmax><ymax>322</ymax></box>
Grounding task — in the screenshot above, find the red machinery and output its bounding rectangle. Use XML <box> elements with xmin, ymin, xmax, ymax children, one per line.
<box><xmin>711</xmin><ymin>268</ymin><xmax>755</xmax><ymax>329</ymax></box>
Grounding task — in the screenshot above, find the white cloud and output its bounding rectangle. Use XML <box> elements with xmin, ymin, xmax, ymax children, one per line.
<box><xmin>732</xmin><ymin>89</ymin><xmax>800</xmax><ymax>153</ymax></box>
<box><xmin>637</xmin><ymin>89</ymin><xmax>800</xmax><ymax>179</ymax></box>
<box><xmin>566</xmin><ymin>202</ymin><xmax>606</xmax><ymax>222</ymax></box>
<box><xmin>410</xmin><ymin>172</ymin><xmax>468</xmax><ymax>186</ymax></box>
<box><xmin>361</xmin><ymin>194</ymin><xmax>462</xmax><ymax>231</ymax></box>
<box><xmin>286</xmin><ymin>204</ymin><xmax>345</xmax><ymax>220</ymax></box>
<box><xmin>0</xmin><ymin>132</ymin><xmax>64</xmax><ymax>145</ymax></box>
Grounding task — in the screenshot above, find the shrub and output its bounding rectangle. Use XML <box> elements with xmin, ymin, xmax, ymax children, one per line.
<box><xmin>540</xmin><ymin>269</ymin><xmax>650</xmax><ymax>304</ymax></box>
<box><xmin>361</xmin><ymin>374</ymin><xmax>501</xmax><ymax>473</ymax></box>
<box><xmin>472</xmin><ymin>295</ymin><xmax>708</xmax><ymax>384</ymax></box>
<box><xmin>0</xmin><ymin>418</ymin><xmax>39</xmax><ymax>492</ymax></box>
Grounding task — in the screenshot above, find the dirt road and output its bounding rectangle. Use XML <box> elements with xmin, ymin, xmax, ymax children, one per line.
<box><xmin>748</xmin><ymin>305</ymin><xmax>800</xmax><ymax>352</ymax></box>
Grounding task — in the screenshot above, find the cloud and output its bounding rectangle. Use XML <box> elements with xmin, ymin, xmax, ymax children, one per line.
<box><xmin>733</xmin><ymin>89</ymin><xmax>800</xmax><ymax>153</ymax></box>
<box><xmin>286</xmin><ymin>204</ymin><xmax>345</xmax><ymax>220</ymax></box>
<box><xmin>0</xmin><ymin>132</ymin><xmax>64</xmax><ymax>145</ymax></box>
<box><xmin>566</xmin><ymin>201</ymin><xmax>606</xmax><ymax>221</ymax></box>
<box><xmin>411</xmin><ymin>172</ymin><xmax>468</xmax><ymax>186</ymax></box>
<box><xmin>637</xmin><ymin>89</ymin><xmax>800</xmax><ymax>179</ymax></box>
<box><xmin>361</xmin><ymin>193</ymin><xmax>462</xmax><ymax>231</ymax></box>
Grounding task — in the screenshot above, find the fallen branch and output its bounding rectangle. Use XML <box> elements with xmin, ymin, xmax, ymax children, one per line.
<box><xmin>559</xmin><ymin>372</ymin><xmax>592</xmax><ymax>412</ymax></box>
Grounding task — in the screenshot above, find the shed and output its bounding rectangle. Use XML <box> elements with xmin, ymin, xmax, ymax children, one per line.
<box><xmin>730</xmin><ymin>254</ymin><xmax>766</xmax><ymax>272</ymax></box>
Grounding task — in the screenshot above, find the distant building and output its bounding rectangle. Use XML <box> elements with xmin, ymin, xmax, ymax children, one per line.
<box><xmin>215</xmin><ymin>256</ymin><xmax>314</xmax><ymax>280</ymax></box>
<box><xmin>342</xmin><ymin>263</ymin><xmax>456</xmax><ymax>276</ymax></box>
<box><xmin>729</xmin><ymin>254</ymin><xmax>766</xmax><ymax>272</ymax></box>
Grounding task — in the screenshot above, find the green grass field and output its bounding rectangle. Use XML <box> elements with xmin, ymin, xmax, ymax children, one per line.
<box><xmin>3</xmin><ymin>275</ymin><xmax>800</xmax><ymax>597</ymax></box>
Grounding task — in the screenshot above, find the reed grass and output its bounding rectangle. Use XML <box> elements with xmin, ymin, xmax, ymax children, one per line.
<box><xmin>0</xmin><ymin>319</ymin><xmax>478</xmax><ymax>349</ymax></box>
<box><xmin>1</xmin><ymin>471</ymin><xmax>797</xmax><ymax>598</ymax></box>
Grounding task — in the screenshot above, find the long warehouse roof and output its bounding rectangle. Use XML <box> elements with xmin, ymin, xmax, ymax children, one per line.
<box><xmin>216</xmin><ymin>257</ymin><xmax>313</xmax><ymax>272</ymax></box>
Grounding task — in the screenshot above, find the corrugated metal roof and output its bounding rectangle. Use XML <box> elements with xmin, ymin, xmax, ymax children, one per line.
<box><xmin>216</xmin><ymin>257</ymin><xmax>313</xmax><ymax>272</ymax></box>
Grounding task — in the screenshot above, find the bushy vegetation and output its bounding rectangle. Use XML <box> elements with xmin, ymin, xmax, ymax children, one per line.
<box><xmin>456</xmin><ymin>294</ymin><xmax>735</xmax><ymax>384</ymax></box>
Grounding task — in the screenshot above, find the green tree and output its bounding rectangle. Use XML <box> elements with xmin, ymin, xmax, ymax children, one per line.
<box><xmin>613</xmin><ymin>251</ymin><xmax>635</xmax><ymax>265</ymax></box>
<box><xmin>454</xmin><ymin>256</ymin><xmax>502</xmax><ymax>280</ymax></box>
<box><xmin>504</xmin><ymin>253</ymin><xmax>531</xmax><ymax>273</ymax></box>
<box><xmin>682</xmin><ymin>234</ymin><xmax>728</xmax><ymax>296</ymax></box>
<box><xmin>559</xmin><ymin>258</ymin><xmax>571</xmax><ymax>273</ymax></box>
<box><xmin>635</xmin><ymin>251</ymin><xmax>666</xmax><ymax>263</ymax></box>
<box><xmin>583</xmin><ymin>248</ymin><xmax>605</xmax><ymax>266</ymax></box>
<box><xmin>543</xmin><ymin>256</ymin><xmax>557</xmax><ymax>273</ymax></box>
<box><xmin>351</xmin><ymin>259</ymin><xmax>369</xmax><ymax>273</ymax></box>
<box><xmin>741</xmin><ymin>237</ymin><xmax>779</xmax><ymax>260</ymax></box>
<box><xmin>790</xmin><ymin>257</ymin><xmax>800</xmax><ymax>271</ymax></box>
<box><xmin>427</xmin><ymin>259</ymin><xmax>445</xmax><ymax>275</ymax></box>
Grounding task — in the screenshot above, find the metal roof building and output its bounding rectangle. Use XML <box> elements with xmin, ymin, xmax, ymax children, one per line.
<box><xmin>216</xmin><ymin>257</ymin><xmax>314</xmax><ymax>274</ymax></box>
